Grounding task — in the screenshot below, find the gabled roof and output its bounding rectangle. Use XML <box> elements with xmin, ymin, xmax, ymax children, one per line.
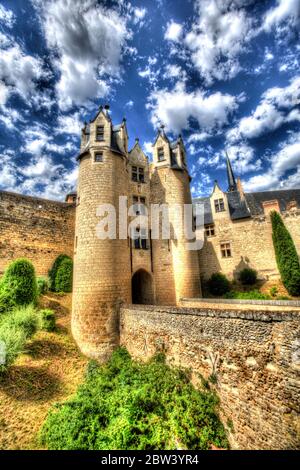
<box><xmin>90</xmin><ymin>105</ymin><xmax>111</xmax><ymax>124</ymax></box>
<box><xmin>227</xmin><ymin>191</ymin><xmax>251</xmax><ymax>220</ymax></box>
<box><xmin>245</xmin><ymin>189</ymin><xmax>300</xmax><ymax>215</ymax></box>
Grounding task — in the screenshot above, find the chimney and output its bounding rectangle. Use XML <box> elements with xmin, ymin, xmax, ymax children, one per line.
<box><xmin>262</xmin><ymin>200</ymin><xmax>280</xmax><ymax>216</ymax></box>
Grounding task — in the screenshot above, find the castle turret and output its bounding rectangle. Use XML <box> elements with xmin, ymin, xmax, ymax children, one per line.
<box><xmin>150</xmin><ymin>127</ymin><xmax>201</xmax><ymax>304</ymax></box>
<box><xmin>72</xmin><ymin>105</ymin><xmax>131</xmax><ymax>361</ymax></box>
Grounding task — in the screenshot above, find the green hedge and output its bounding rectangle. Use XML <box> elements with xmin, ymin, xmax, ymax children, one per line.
<box><xmin>39</xmin><ymin>309</ymin><xmax>56</xmax><ymax>332</ymax></box>
<box><xmin>55</xmin><ymin>258</ymin><xmax>73</xmax><ymax>293</ymax></box>
<box><xmin>0</xmin><ymin>259</ymin><xmax>37</xmax><ymax>313</ymax></box>
<box><xmin>39</xmin><ymin>348</ymin><xmax>228</xmax><ymax>450</ymax></box>
<box><xmin>49</xmin><ymin>255</ymin><xmax>72</xmax><ymax>293</ymax></box>
<box><xmin>239</xmin><ymin>268</ymin><xmax>257</xmax><ymax>285</ymax></box>
<box><xmin>37</xmin><ymin>277</ymin><xmax>49</xmax><ymax>296</ymax></box>
<box><xmin>208</xmin><ymin>273</ymin><xmax>231</xmax><ymax>296</ymax></box>
<box><xmin>271</xmin><ymin>211</ymin><xmax>300</xmax><ymax>296</ymax></box>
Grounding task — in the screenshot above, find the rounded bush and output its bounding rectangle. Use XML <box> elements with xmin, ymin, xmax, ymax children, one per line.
<box><xmin>48</xmin><ymin>255</ymin><xmax>71</xmax><ymax>292</ymax></box>
<box><xmin>55</xmin><ymin>259</ymin><xmax>73</xmax><ymax>293</ymax></box>
<box><xmin>0</xmin><ymin>258</ymin><xmax>37</xmax><ymax>308</ymax></box>
<box><xmin>39</xmin><ymin>309</ymin><xmax>56</xmax><ymax>332</ymax></box>
<box><xmin>239</xmin><ymin>268</ymin><xmax>257</xmax><ymax>285</ymax></box>
<box><xmin>208</xmin><ymin>273</ymin><xmax>231</xmax><ymax>296</ymax></box>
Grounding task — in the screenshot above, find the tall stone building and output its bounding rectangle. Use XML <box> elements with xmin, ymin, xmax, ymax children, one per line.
<box><xmin>72</xmin><ymin>105</ymin><xmax>201</xmax><ymax>360</ymax></box>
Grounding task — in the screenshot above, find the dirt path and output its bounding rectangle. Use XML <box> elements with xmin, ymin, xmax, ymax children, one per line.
<box><xmin>0</xmin><ymin>293</ymin><xmax>87</xmax><ymax>450</ymax></box>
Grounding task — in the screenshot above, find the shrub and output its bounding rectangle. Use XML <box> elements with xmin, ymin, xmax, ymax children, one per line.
<box><xmin>0</xmin><ymin>323</ymin><xmax>26</xmax><ymax>370</ymax></box>
<box><xmin>271</xmin><ymin>211</ymin><xmax>300</xmax><ymax>296</ymax></box>
<box><xmin>37</xmin><ymin>277</ymin><xmax>49</xmax><ymax>296</ymax></box>
<box><xmin>39</xmin><ymin>309</ymin><xmax>56</xmax><ymax>332</ymax></box>
<box><xmin>269</xmin><ymin>286</ymin><xmax>278</xmax><ymax>298</ymax></box>
<box><xmin>48</xmin><ymin>255</ymin><xmax>71</xmax><ymax>292</ymax></box>
<box><xmin>208</xmin><ymin>273</ymin><xmax>231</xmax><ymax>296</ymax></box>
<box><xmin>40</xmin><ymin>348</ymin><xmax>228</xmax><ymax>450</ymax></box>
<box><xmin>239</xmin><ymin>268</ymin><xmax>257</xmax><ymax>285</ymax></box>
<box><xmin>0</xmin><ymin>285</ymin><xmax>16</xmax><ymax>315</ymax></box>
<box><xmin>224</xmin><ymin>290</ymin><xmax>271</xmax><ymax>300</ymax></box>
<box><xmin>0</xmin><ymin>258</ymin><xmax>37</xmax><ymax>309</ymax></box>
<box><xmin>55</xmin><ymin>258</ymin><xmax>73</xmax><ymax>293</ymax></box>
<box><xmin>7</xmin><ymin>305</ymin><xmax>38</xmax><ymax>339</ymax></box>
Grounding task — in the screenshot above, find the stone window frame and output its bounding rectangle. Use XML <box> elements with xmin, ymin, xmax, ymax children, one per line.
<box><xmin>96</xmin><ymin>125</ymin><xmax>105</xmax><ymax>141</ymax></box>
<box><xmin>132</xmin><ymin>165</ymin><xmax>145</xmax><ymax>183</ymax></box>
<box><xmin>132</xmin><ymin>227</ymin><xmax>148</xmax><ymax>250</ymax></box>
<box><xmin>132</xmin><ymin>195</ymin><xmax>147</xmax><ymax>216</ymax></box>
<box><xmin>214</xmin><ymin>198</ymin><xmax>225</xmax><ymax>213</ymax></box>
<box><xmin>220</xmin><ymin>241</ymin><xmax>232</xmax><ymax>258</ymax></box>
<box><xmin>157</xmin><ymin>147</ymin><xmax>165</xmax><ymax>162</ymax></box>
<box><xmin>205</xmin><ymin>224</ymin><xmax>215</xmax><ymax>237</ymax></box>
<box><xmin>94</xmin><ymin>151</ymin><xmax>104</xmax><ymax>163</ymax></box>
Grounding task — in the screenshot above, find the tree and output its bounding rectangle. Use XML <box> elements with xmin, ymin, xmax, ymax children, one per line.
<box><xmin>271</xmin><ymin>211</ymin><xmax>300</xmax><ymax>296</ymax></box>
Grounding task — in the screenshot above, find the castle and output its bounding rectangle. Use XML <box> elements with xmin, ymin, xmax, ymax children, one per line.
<box><xmin>0</xmin><ymin>105</ymin><xmax>300</xmax><ymax>362</ymax></box>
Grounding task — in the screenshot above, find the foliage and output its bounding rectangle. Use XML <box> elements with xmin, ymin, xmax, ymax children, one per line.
<box><xmin>269</xmin><ymin>286</ymin><xmax>278</xmax><ymax>298</ymax></box>
<box><xmin>207</xmin><ymin>273</ymin><xmax>231</xmax><ymax>296</ymax></box>
<box><xmin>224</xmin><ymin>290</ymin><xmax>271</xmax><ymax>300</ymax></box>
<box><xmin>39</xmin><ymin>348</ymin><xmax>228</xmax><ymax>450</ymax></box>
<box><xmin>39</xmin><ymin>309</ymin><xmax>56</xmax><ymax>332</ymax></box>
<box><xmin>48</xmin><ymin>255</ymin><xmax>71</xmax><ymax>292</ymax></box>
<box><xmin>271</xmin><ymin>211</ymin><xmax>300</xmax><ymax>296</ymax></box>
<box><xmin>0</xmin><ymin>259</ymin><xmax>37</xmax><ymax>310</ymax></box>
<box><xmin>37</xmin><ymin>277</ymin><xmax>49</xmax><ymax>296</ymax></box>
<box><xmin>55</xmin><ymin>258</ymin><xmax>73</xmax><ymax>293</ymax></box>
<box><xmin>239</xmin><ymin>268</ymin><xmax>257</xmax><ymax>285</ymax></box>
<box><xmin>0</xmin><ymin>304</ymin><xmax>38</xmax><ymax>371</ymax></box>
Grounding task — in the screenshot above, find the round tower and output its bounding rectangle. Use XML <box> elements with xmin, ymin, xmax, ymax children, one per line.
<box><xmin>72</xmin><ymin>106</ymin><xmax>131</xmax><ymax>361</ymax></box>
<box><xmin>150</xmin><ymin>130</ymin><xmax>201</xmax><ymax>304</ymax></box>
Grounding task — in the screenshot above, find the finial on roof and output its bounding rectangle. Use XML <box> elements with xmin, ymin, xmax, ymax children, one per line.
<box><xmin>226</xmin><ymin>150</ymin><xmax>237</xmax><ymax>192</ymax></box>
<box><xmin>104</xmin><ymin>104</ymin><xmax>110</xmax><ymax>111</ymax></box>
<box><xmin>135</xmin><ymin>137</ymin><xmax>139</xmax><ymax>142</ymax></box>
<box><xmin>123</xmin><ymin>117</ymin><xmax>127</xmax><ymax>122</ymax></box>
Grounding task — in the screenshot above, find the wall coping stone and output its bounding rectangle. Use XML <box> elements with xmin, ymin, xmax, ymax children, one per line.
<box><xmin>181</xmin><ymin>297</ymin><xmax>300</xmax><ymax>307</ymax></box>
<box><xmin>121</xmin><ymin>304</ymin><xmax>300</xmax><ymax>322</ymax></box>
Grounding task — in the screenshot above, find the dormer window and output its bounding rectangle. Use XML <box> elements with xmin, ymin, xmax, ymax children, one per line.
<box><xmin>171</xmin><ymin>151</ymin><xmax>177</xmax><ymax>166</ymax></box>
<box><xmin>214</xmin><ymin>198</ymin><xmax>225</xmax><ymax>212</ymax></box>
<box><xmin>94</xmin><ymin>152</ymin><xmax>103</xmax><ymax>162</ymax></box>
<box><xmin>96</xmin><ymin>125</ymin><xmax>104</xmax><ymax>141</ymax></box>
<box><xmin>132</xmin><ymin>166</ymin><xmax>145</xmax><ymax>183</ymax></box>
<box><xmin>158</xmin><ymin>147</ymin><xmax>165</xmax><ymax>162</ymax></box>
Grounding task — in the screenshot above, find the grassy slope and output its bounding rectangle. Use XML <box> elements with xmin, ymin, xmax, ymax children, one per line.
<box><xmin>0</xmin><ymin>293</ymin><xmax>87</xmax><ymax>450</ymax></box>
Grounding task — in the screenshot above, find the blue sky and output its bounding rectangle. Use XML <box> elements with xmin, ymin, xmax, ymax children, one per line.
<box><xmin>0</xmin><ymin>0</ymin><xmax>299</xmax><ymax>200</ymax></box>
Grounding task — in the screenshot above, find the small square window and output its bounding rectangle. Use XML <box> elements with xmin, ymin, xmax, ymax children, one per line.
<box><xmin>214</xmin><ymin>198</ymin><xmax>225</xmax><ymax>212</ymax></box>
<box><xmin>158</xmin><ymin>147</ymin><xmax>165</xmax><ymax>162</ymax></box>
<box><xmin>205</xmin><ymin>224</ymin><xmax>215</xmax><ymax>237</ymax></box>
<box><xmin>94</xmin><ymin>152</ymin><xmax>103</xmax><ymax>162</ymax></box>
<box><xmin>96</xmin><ymin>125</ymin><xmax>104</xmax><ymax>141</ymax></box>
<box><xmin>221</xmin><ymin>242</ymin><xmax>231</xmax><ymax>258</ymax></box>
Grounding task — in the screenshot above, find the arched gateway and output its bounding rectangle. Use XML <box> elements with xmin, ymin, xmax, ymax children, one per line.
<box><xmin>131</xmin><ymin>269</ymin><xmax>154</xmax><ymax>305</ymax></box>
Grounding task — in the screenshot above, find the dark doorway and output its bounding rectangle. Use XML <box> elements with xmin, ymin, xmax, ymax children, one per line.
<box><xmin>132</xmin><ymin>269</ymin><xmax>154</xmax><ymax>304</ymax></box>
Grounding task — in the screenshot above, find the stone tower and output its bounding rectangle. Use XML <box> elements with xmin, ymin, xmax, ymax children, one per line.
<box><xmin>150</xmin><ymin>127</ymin><xmax>201</xmax><ymax>304</ymax></box>
<box><xmin>72</xmin><ymin>105</ymin><xmax>131</xmax><ymax>361</ymax></box>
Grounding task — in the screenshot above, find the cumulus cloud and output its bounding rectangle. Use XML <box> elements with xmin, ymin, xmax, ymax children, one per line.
<box><xmin>32</xmin><ymin>0</ymin><xmax>131</xmax><ymax>110</ymax></box>
<box><xmin>133</xmin><ymin>7</ymin><xmax>147</xmax><ymax>25</ymax></box>
<box><xmin>147</xmin><ymin>81</ymin><xmax>238</xmax><ymax>134</ymax></box>
<box><xmin>164</xmin><ymin>21</ymin><xmax>183</xmax><ymax>42</ymax></box>
<box><xmin>263</xmin><ymin>0</ymin><xmax>300</xmax><ymax>31</ymax></box>
<box><xmin>163</xmin><ymin>64</ymin><xmax>186</xmax><ymax>81</ymax></box>
<box><xmin>243</xmin><ymin>134</ymin><xmax>300</xmax><ymax>192</ymax></box>
<box><xmin>227</xmin><ymin>76</ymin><xmax>300</xmax><ymax>141</ymax></box>
<box><xmin>184</xmin><ymin>0</ymin><xmax>255</xmax><ymax>84</ymax></box>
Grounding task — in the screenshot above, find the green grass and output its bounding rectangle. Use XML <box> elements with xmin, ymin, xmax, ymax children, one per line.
<box><xmin>224</xmin><ymin>290</ymin><xmax>271</xmax><ymax>300</ymax></box>
<box><xmin>39</xmin><ymin>348</ymin><xmax>228</xmax><ymax>450</ymax></box>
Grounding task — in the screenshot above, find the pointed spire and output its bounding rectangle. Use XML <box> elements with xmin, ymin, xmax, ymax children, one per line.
<box><xmin>226</xmin><ymin>151</ymin><xmax>237</xmax><ymax>192</ymax></box>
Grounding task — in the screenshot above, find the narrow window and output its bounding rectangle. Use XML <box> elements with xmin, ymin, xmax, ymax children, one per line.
<box><xmin>221</xmin><ymin>242</ymin><xmax>232</xmax><ymax>258</ymax></box>
<box><xmin>205</xmin><ymin>224</ymin><xmax>215</xmax><ymax>237</ymax></box>
<box><xmin>214</xmin><ymin>198</ymin><xmax>225</xmax><ymax>213</ymax></box>
<box><xmin>141</xmin><ymin>228</ymin><xmax>147</xmax><ymax>250</ymax></box>
<box><xmin>171</xmin><ymin>151</ymin><xmax>177</xmax><ymax>166</ymax></box>
<box><xmin>132</xmin><ymin>166</ymin><xmax>138</xmax><ymax>182</ymax></box>
<box><xmin>138</xmin><ymin>167</ymin><xmax>145</xmax><ymax>183</ymax></box>
<box><xmin>94</xmin><ymin>152</ymin><xmax>103</xmax><ymax>162</ymax></box>
<box><xmin>157</xmin><ymin>147</ymin><xmax>165</xmax><ymax>162</ymax></box>
<box><xmin>96</xmin><ymin>125</ymin><xmax>104</xmax><ymax>141</ymax></box>
<box><xmin>133</xmin><ymin>195</ymin><xmax>139</xmax><ymax>215</ymax></box>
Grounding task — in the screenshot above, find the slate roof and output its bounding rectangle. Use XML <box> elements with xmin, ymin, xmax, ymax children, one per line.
<box><xmin>193</xmin><ymin>188</ymin><xmax>300</xmax><ymax>225</ymax></box>
<box><xmin>245</xmin><ymin>189</ymin><xmax>300</xmax><ymax>215</ymax></box>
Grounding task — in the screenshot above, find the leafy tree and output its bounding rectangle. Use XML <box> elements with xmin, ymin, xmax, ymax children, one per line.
<box><xmin>55</xmin><ymin>258</ymin><xmax>73</xmax><ymax>293</ymax></box>
<box><xmin>0</xmin><ymin>258</ymin><xmax>37</xmax><ymax>311</ymax></box>
<box><xmin>271</xmin><ymin>211</ymin><xmax>300</xmax><ymax>296</ymax></box>
<box><xmin>48</xmin><ymin>255</ymin><xmax>71</xmax><ymax>292</ymax></box>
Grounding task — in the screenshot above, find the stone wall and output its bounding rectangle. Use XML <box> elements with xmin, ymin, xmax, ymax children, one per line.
<box><xmin>0</xmin><ymin>190</ymin><xmax>75</xmax><ymax>276</ymax></box>
<box><xmin>120</xmin><ymin>304</ymin><xmax>300</xmax><ymax>450</ymax></box>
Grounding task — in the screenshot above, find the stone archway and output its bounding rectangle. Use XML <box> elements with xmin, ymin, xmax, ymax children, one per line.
<box><xmin>132</xmin><ymin>269</ymin><xmax>154</xmax><ymax>305</ymax></box>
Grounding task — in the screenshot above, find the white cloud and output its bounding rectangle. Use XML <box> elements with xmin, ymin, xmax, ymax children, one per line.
<box><xmin>263</xmin><ymin>0</ymin><xmax>300</xmax><ymax>31</ymax></box>
<box><xmin>147</xmin><ymin>81</ymin><xmax>238</xmax><ymax>134</ymax></box>
<box><xmin>0</xmin><ymin>150</ymin><xmax>18</xmax><ymax>189</ymax></box>
<box><xmin>126</xmin><ymin>100</ymin><xmax>134</xmax><ymax>108</ymax></box>
<box><xmin>143</xmin><ymin>141</ymin><xmax>153</xmax><ymax>156</ymax></box>
<box><xmin>133</xmin><ymin>7</ymin><xmax>147</xmax><ymax>25</ymax></box>
<box><xmin>32</xmin><ymin>0</ymin><xmax>131</xmax><ymax>111</ymax></box>
<box><xmin>227</xmin><ymin>76</ymin><xmax>300</xmax><ymax>141</ymax></box>
<box><xmin>164</xmin><ymin>21</ymin><xmax>183</xmax><ymax>42</ymax></box>
<box><xmin>163</xmin><ymin>64</ymin><xmax>186</xmax><ymax>81</ymax></box>
<box><xmin>56</xmin><ymin>112</ymin><xmax>83</xmax><ymax>136</ymax></box>
<box><xmin>0</xmin><ymin>5</ymin><xmax>16</xmax><ymax>28</ymax></box>
<box><xmin>226</xmin><ymin>144</ymin><xmax>262</xmax><ymax>174</ymax></box>
<box><xmin>243</xmin><ymin>134</ymin><xmax>300</xmax><ymax>192</ymax></box>
<box><xmin>184</xmin><ymin>0</ymin><xmax>254</xmax><ymax>84</ymax></box>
